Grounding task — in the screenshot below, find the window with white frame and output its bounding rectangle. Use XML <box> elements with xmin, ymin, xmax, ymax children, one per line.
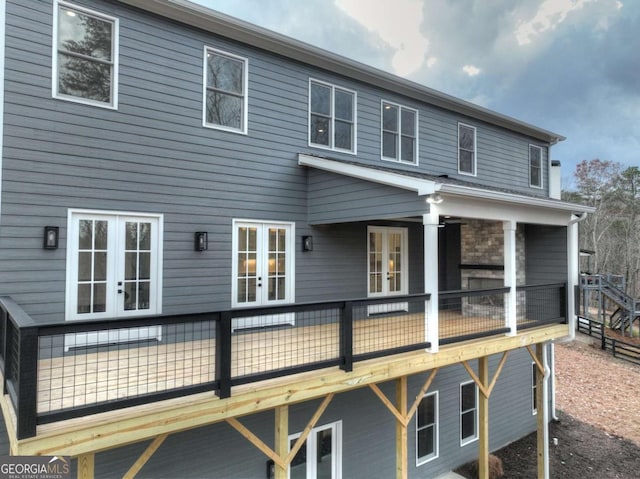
<box><xmin>416</xmin><ymin>391</ymin><xmax>439</xmax><ymax>465</ymax></box>
<box><xmin>460</xmin><ymin>380</ymin><xmax>478</xmax><ymax>445</ymax></box>
<box><xmin>458</xmin><ymin>123</ymin><xmax>476</xmax><ymax>175</ymax></box>
<box><xmin>289</xmin><ymin>421</ymin><xmax>342</xmax><ymax>479</ymax></box>
<box><xmin>65</xmin><ymin>210</ymin><xmax>163</xmax><ymax>321</ymax></box>
<box><xmin>53</xmin><ymin>1</ymin><xmax>118</xmax><ymax>107</ymax></box>
<box><xmin>309</xmin><ymin>79</ymin><xmax>356</xmax><ymax>152</ymax></box>
<box><xmin>204</xmin><ymin>47</ymin><xmax>248</xmax><ymax>133</ymax></box>
<box><xmin>532</xmin><ymin>362</ymin><xmax>538</xmax><ymax>415</ymax></box>
<box><xmin>382</xmin><ymin>101</ymin><xmax>417</xmax><ymax>164</ymax></box>
<box><xmin>529</xmin><ymin>145</ymin><xmax>543</xmax><ymax>188</ymax></box>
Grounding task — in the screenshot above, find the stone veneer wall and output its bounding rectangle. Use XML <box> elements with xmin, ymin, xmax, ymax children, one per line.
<box><xmin>460</xmin><ymin>219</ymin><xmax>526</xmax><ymax>318</ymax></box>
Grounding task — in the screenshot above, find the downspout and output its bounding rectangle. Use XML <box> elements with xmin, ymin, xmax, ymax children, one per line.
<box><xmin>542</xmin><ymin>343</ymin><xmax>552</xmax><ymax>479</ymax></box>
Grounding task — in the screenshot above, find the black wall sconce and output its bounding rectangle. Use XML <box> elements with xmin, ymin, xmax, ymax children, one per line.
<box><xmin>194</xmin><ymin>232</ymin><xmax>208</xmax><ymax>251</ymax></box>
<box><xmin>302</xmin><ymin>235</ymin><xmax>313</xmax><ymax>252</ymax></box>
<box><xmin>44</xmin><ymin>226</ymin><xmax>59</xmax><ymax>249</ymax></box>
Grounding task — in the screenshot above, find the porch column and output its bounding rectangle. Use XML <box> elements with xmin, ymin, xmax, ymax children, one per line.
<box><xmin>478</xmin><ymin>357</ymin><xmax>489</xmax><ymax>479</ymax></box>
<box><xmin>423</xmin><ymin>209</ymin><xmax>439</xmax><ymax>352</ymax></box>
<box><xmin>567</xmin><ymin>220</ymin><xmax>579</xmax><ymax>339</ymax></box>
<box><xmin>274</xmin><ymin>406</ymin><xmax>289</xmax><ymax>479</ymax></box>
<box><xmin>503</xmin><ymin>220</ymin><xmax>517</xmax><ymax>335</ymax></box>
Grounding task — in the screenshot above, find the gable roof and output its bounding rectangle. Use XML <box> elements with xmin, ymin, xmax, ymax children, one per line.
<box><xmin>119</xmin><ymin>0</ymin><xmax>565</xmax><ymax>144</ymax></box>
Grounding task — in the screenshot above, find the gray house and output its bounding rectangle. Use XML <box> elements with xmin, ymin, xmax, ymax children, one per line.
<box><xmin>0</xmin><ymin>1</ymin><xmax>593</xmax><ymax>478</ymax></box>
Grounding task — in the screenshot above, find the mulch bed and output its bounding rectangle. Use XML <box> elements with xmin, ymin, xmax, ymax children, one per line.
<box><xmin>455</xmin><ymin>411</ymin><xmax>640</xmax><ymax>479</ymax></box>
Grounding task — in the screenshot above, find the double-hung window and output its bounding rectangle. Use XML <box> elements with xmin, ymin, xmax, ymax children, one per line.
<box><xmin>53</xmin><ymin>1</ymin><xmax>118</xmax><ymax>108</ymax></box>
<box><xmin>309</xmin><ymin>79</ymin><xmax>356</xmax><ymax>153</ymax></box>
<box><xmin>458</xmin><ymin>123</ymin><xmax>476</xmax><ymax>175</ymax></box>
<box><xmin>204</xmin><ymin>47</ymin><xmax>248</xmax><ymax>133</ymax></box>
<box><xmin>416</xmin><ymin>391</ymin><xmax>439</xmax><ymax>465</ymax></box>
<box><xmin>382</xmin><ymin>101</ymin><xmax>418</xmax><ymax>164</ymax></box>
<box><xmin>529</xmin><ymin>145</ymin><xmax>543</xmax><ymax>188</ymax></box>
<box><xmin>460</xmin><ymin>380</ymin><xmax>478</xmax><ymax>445</ymax></box>
<box><xmin>66</xmin><ymin>210</ymin><xmax>163</xmax><ymax>321</ymax></box>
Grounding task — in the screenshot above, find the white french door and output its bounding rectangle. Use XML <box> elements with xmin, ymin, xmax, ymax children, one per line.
<box><xmin>367</xmin><ymin>226</ymin><xmax>408</xmax><ymax>314</ymax></box>
<box><xmin>368</xmin><ymin>226</ymin><xmax>408</xmax><ymax>297</ymax></box>
<box><xmin>289</xmin><ymin>421</ymin><xmax>342</xmax><ymax>479</ymax></box>
<box><xmin>65</xmin><ymin>211</ymin><xmax>162</xmax><ymax>348</ymax></box>
<box><xmin>232</xmin><ymin>220</ymin><xmax>294</xmax><ymax>329</ymax></box>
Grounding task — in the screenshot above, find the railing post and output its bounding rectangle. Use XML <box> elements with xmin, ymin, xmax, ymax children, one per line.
<box><xmin>216</xmin><ymin>312</ymin><xmax>232</xmax><ymax>399</ymax></box>
<box><xmin>340</xmin><ymin>302</ymin><xmax>353</xmax><ymax>372</ymax></box>
<box><xmin>562</xmin><ymin>284</ymin><xmax>568</xmax><ymax>323</ymax></box>
<box><xmin>16</xmin><ymin>326</ymin><xmax>39</xmax><ymax>440</ymax></box>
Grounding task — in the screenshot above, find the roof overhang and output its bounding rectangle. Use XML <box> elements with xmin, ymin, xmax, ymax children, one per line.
<box><xmin>299</xmin><ymin>154</ymin><xmax>595</xmax><ymax>222</ymax></box>
<box><xmin>118</xmin><ymin>0</ymin><xmax>565</xmax><ymax>144</ymax></box>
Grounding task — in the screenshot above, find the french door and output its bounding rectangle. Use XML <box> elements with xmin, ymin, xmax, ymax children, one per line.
<box><xmin>232</xmin><ymin>220</ymin><xmax>294</xmax><ymax>329</ymax></box>
<box><xmin>65</xmin><ymin>211</ymin><xmax>162</xmax><ymax>348</ymax></box>
<box><xmin>289</xmin><ymin>421</ymin><xmax>342</xmax><ymax>479</ymax></box>
<box><xmin>368</xmin><ymin>226</ymin><xmax>408</xmax><ymax>297</ymax></box>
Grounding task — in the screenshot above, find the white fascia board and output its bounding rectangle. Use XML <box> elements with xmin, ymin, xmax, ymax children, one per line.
<box><xmin>439</xmin><ymin>183</ymin><xmax>595</xmax><ymax>215</ymax></box>
<box><xmin>298</xmin><ymin>154</ymin><xmax>437</xmax><ymax>196</ymax></box>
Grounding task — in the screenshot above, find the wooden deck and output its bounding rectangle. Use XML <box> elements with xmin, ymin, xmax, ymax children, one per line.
<box><xmin>36</xmin><ymin>312</ymin><xmax>515</xmax><ymax>414</ymax></box>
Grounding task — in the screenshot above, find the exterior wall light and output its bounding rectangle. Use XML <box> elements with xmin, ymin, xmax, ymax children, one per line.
<box><xmin>426</xmin><ymin>193</ymin><xmax>443</xmax><ymax>204</ymax></box>
<box><xmin>302</xmin><ymin>235</ymin><xmax>313</xmax><ymax>252</ymax></box>
<box><xmin>194</xmin><ymin>232</ymin><xmax>208</xmax><ymax>251</ymax></box>
<box><xmin>44</xmin><ymin>226</ymin><xmax>59</xmax><ymax>249</ymax></box>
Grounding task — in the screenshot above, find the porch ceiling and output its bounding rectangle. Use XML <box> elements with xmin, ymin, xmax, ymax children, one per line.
<box><xmin>299</xmin><ymin>154</ymin><xmax>595</xmax><ymax>226</ymax></box>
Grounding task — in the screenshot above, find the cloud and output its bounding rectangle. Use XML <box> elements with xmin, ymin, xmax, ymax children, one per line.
<box><xmin>514</xmin><ymin>0</ymin><xmax>594</xmax><ymax>46</ymax></box>
<box><xmin>462</xmin><ymin>65</ymin><xmax>481</xmax><ymax>77</ymax></box>
<box><xmin>334</xmin><ymin>0</ymin><xmax>429</xmax><ymax>76</ymax></box>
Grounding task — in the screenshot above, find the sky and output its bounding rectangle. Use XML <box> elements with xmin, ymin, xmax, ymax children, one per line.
<box><xmin>192</xmin><ymin>0</ymin><xmax>639</xmax><ymax>188</ymax></box>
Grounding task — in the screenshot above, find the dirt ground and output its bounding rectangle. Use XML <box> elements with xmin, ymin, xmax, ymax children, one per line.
<box><xmin>456</xmin><ymin>336</ymin><xmax>640</xmax><ymax>478</ymax></box>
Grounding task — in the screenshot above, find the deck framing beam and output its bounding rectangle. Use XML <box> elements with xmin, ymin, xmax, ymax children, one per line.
<box><xmin>7</xmin><ymin>325</ymin><xmax>568</xmax><ymax>458</ymax></box>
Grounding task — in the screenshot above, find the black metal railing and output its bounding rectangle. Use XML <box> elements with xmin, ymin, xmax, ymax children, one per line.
<box><xmin>0</xmin><ymin>294</ymin><xmax>430</xmax><ymax>439</ymax></box>
<box><xmin>0</xmin><ymin>284</ymin><xmax>568</xmax><ymax>440</ymax></box>
<box><xmin>516</xmin><ymin>283</ymin><xmax>567</xmax><ymax>329</ymax></box>
<box><xmin>439</xmin><ymin>287</ymin><xmax>511</xmax><ymax>344</ymax></box>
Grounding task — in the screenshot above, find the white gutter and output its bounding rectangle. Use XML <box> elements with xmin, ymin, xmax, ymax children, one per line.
<box><xmin>439</xmin><ymin>183</ymin><xmax>595</xmax><ymax>214</ymax></box>
<box><xmin>550</xmin><ymin>344</ymin><xmax>559</xmax><ymax>421</ymax></box>
<box><xmin>542</xmin><ymin>343</ymin><xmax>551</xmax><ymax>479</ymax></box>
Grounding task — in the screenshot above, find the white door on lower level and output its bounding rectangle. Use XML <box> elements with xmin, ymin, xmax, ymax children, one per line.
<box><xmin>289</xmin><ymin>421</ymin><xmax>342</xmax><ymax>479</ymax></box>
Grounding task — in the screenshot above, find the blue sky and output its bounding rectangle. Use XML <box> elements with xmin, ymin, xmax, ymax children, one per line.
<box><xmin>192</xmin><ymin>0</ymin><xmax>639</xmax><ymax>188</ymax></box>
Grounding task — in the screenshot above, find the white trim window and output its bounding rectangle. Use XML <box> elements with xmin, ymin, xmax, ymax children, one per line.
<box><xmin>203</xmin><ymin>47</ymin><xmax>248</xmax><ymax>133</ymax></box>
<box><xmin>416</xmin><ymin>391</ymin><xmax>439</xmax><ymax>465</ymax></box>
<box><xmin>381</xmin><ymin>101</ymin><xmax>418</xmax><ymax>164</ymax></box>
<box><xmin>460</xmin><ymin>380</ymin><xmax>479</xmax><ymax>446</ymax></box>
<box><xmin>289</xmin><ymin>421</ymin><xmax>342</xmax><ymax>479</ymax></box>
<box><xmin>531</xmin><ymin>362</ymin><xmax>538</xmax><ymax>415</ymax></box>
<box><xmin>309</xmin><ymin>79</ymin><xmax>356</xmax><ymax>153</ymax></box>
<box><xmin>458</xmin><ymin>123</ymin><xmax>476</xmax><ymax>176</ymax></box>
<box><xmin>529</xmin><ymin>145</ymin><xmax>543</xmax><ymax>188</ymax></box>
<box><xmin>232</xmin><ymin>220</ymin><xmax>295</xmax><ymax>309</ymax></box>
<box><xmin>53</xmin><ymin>1</ymin><xmax>118</xmax><ymax>108</ymax></box>
<box><xmin>65</xmin><ymin>210</ymin><xmax>163</xmax><ymax>321</ymax></box>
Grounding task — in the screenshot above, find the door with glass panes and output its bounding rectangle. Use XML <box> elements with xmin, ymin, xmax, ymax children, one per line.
<box><xmin>232</xmin><ymin>221</ymin><xmax>294</xmax><ymax>329</ymax></box>
<box><xmin>289</xmin><ymin>422</ymin><xmax>341</xmax><ymax>479</ymax></box>
<box><xmin>65</xmin><ymin>212</ymin><xmax>161</xmax><ymax>348</ymax></box>
<box><xmin>367</xmin><ymin>226</ymin><xmax>408</xmax><ymax>314</ymax></box>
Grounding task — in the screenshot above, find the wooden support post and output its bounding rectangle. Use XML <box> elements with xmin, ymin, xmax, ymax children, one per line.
<box><xmin>274</xmin><ymin>405</ymin><xmax>289</xmax><ymax>479</ymax></box>
<box><xmin>396</xmin><ymin>376</ymin><xmax>408</xmax><ymax>479</ymax></box>
<box><xmin>478</xmin><ymin>357</ymin><xmax>489</xmax><ymax>479</ymax></box>
<box><xmin>77</xmin><ymin>454</ymin><xmax>95</xmax><ymax>479</ymax></box>
<box><xmin>536</xmin><ymin>344</ymin><xmax>546</xmax><ymax>479</ymax></box>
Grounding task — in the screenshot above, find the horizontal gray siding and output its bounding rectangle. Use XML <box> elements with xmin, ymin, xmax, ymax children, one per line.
<box><xmin>74</xmin><ymin>348</ymin><xmax>540</xmax><ymax>478</ymax></box>
<box><xmin>306</xmin><ymin>170</ymin><xmax>427</xmax><ymax>224</ymax></box>
<box><xmin>3</xmin><ymin>0</ymin><xmax>552</xmax><ymax>322</ymax></box>
<box><xmin>525</xmin><ymin>225</ymin><xmax>568</xmax><ymax>283</ymax></box>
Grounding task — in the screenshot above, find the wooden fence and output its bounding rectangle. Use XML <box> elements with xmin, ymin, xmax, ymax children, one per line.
<box><xmin>577</xmin><ymin>316</ymin><xmax>640</xmax><ymax>366</ymax></box>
